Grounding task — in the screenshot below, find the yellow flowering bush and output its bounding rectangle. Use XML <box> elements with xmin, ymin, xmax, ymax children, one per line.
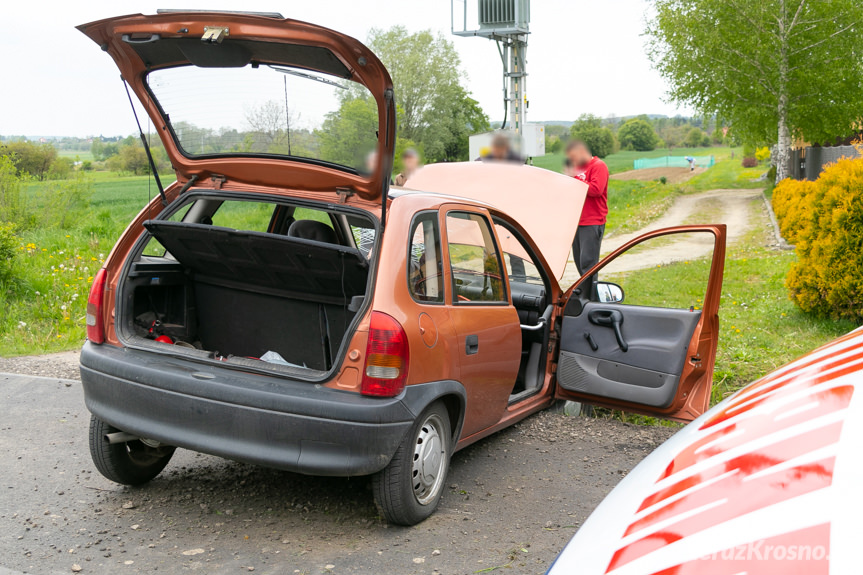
<box><xmin>772</xmin><ymin>177</ymin><xmax>817</xmax><ymax>244</ymax></box>
<box><xmin>755</xmin><ymin>146</ymin><xmax>771</xmax><ymax>163</ymax></box>
<box><xmin>780</xmin><ymin>156</ymin><xmax>863</xmax><ymax>322</ymax></box>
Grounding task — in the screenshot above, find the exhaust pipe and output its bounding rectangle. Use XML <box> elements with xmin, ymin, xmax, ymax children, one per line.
<box><xmin>104</xmin><ymin>431</ymin><xmax>140</xmax><ymax>444</ymax></box>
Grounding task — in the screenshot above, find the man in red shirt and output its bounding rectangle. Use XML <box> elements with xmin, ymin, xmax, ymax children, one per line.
<box><xmin>566</xmin><ymin>140</ymin><xmax>609</xmax><ymax>292</ymax></box>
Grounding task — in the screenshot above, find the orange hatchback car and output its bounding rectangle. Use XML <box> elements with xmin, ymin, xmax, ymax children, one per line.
<box><xmin>78</xmin><ymin>11</ymin><xmax>727</xmax><ymax>525</ymax></box>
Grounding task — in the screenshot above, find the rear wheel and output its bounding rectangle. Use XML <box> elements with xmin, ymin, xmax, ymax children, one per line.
<box><xmin>88</xmin><ymin>416</ymin><xmax>175</xmax><ymax>485</ymax></box>
<box><xmin>373</xmin><ymin>402</ymin><xmax>452</xmax><ymax>526</ymax></box>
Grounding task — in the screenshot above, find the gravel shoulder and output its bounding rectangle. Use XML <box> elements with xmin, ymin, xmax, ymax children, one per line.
<box><xmin>0</xmin><ymin>375</ymin><xmax>675</xmax><ymax>575</ymax></box>
<box><xmin>0</xmin><ymin>350</ymin><xmax>81</xmax><ymax>380</ymax></box>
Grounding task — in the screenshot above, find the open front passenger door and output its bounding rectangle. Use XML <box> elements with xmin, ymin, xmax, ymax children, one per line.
<box><xmin>554</xmin><ymin>225</ymin><xmax>726</xmax><ymax>422</ymax></box>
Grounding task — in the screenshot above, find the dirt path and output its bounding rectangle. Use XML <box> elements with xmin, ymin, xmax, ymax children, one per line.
<box><xmin>561</xmin><ymin>188</ymin><xmax>764</xmax><ymax>285</ymax></box>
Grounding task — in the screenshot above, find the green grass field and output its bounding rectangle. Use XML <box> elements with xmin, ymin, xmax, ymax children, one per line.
<box><xmin>1</xmin><ymin>173</ymin><xmax>172</xmax><ymax>355</ymax></box>
<box><xmin>56</xmin><ymin>150</ymin><xmax>94</xmax><ymax>162</ymax></box>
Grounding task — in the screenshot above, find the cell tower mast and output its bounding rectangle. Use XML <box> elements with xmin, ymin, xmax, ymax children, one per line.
<box><xmin>452</xmin><ymin>0</ymin><xmax>530</xmax><ymax>135</ymax></box>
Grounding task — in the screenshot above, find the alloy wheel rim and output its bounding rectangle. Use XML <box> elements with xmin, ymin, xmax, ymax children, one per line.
<box><xmin>411</xmin><ymin>413</ymin><xmax>447</xmax><ymax>505</ymax></box>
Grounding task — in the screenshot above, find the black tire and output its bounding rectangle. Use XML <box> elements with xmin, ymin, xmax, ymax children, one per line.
<box><xmin>373</xmin><ymin>401</ymin><xmax>452</xmax><ymax>526</ymax></box>
<box><xmin>88</xmin><ymin>415</ymin><xmax>175</xmax><ymax>485</ymax></box>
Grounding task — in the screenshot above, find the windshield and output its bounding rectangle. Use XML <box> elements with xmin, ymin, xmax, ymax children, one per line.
<box><xmin>147</xmin><ymin>64</ymin><xmax>379</xmax><ymax>172</ymax></box>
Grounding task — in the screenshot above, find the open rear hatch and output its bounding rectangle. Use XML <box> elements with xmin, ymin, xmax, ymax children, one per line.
<box><xmin>77</xmin><ymin>10</ymin><xmax>396</xmax><ymax>201</ymax></box>
<box><xmin>117</xmin><ymin>195</ymin><xmax>377</xmax><ymax>376</ymax></box>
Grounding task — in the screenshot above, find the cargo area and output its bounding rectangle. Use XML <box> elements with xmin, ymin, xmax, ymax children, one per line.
<box><xmin>117</xmin><ymin>203</ymin><xmax>375</xmax><ymax>374</ymax></box>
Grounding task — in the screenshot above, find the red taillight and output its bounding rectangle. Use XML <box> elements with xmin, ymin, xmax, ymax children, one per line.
<box><xmin>86</xmin><ymin>268</ymin><xmax>108</xmax><ymax>344</ymax></box>
<box><xmin>361</xmin><ymin>311</ymin><xmax>410</xmax><ymax>397</ymax></box>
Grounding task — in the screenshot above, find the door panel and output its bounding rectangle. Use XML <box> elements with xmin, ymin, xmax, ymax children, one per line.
<box><xmin>554</xmin><ymin>225</ymin><xmax>726</xmax><ymax>422</ymax></box>
<box><xmin>451</xmin><ymin>308</ymin><xmax>521</xmax><ymax>435</ymax></box>
<box><xmin>558</xmin><ymin>303</ymin><xmax>702</xmax><ymax>407</ymax></box>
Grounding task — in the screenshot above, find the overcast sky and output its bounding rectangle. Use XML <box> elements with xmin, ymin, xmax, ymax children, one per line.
<box><xmin>0</xmin><ymin>0</ymin><xmax>691</xmax><ymax>138</ymax></box>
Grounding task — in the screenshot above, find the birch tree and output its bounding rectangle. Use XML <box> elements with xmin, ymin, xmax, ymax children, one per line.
<box><xmin>646</xmin><ymin>0</ymin><xmax>863</xmax><ymax>180</ymax></box>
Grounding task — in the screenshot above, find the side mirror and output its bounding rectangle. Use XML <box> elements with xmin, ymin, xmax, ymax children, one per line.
<box><xmin>596</xmin><ymin>282</ymin><xmax>624</xmax><ymax>304</ymax></box>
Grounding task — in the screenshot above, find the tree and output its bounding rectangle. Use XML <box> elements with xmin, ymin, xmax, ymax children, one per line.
<box><xmin>318</xmin><ymin>96</ymin><xmax>380</xmax><ymax>169</ymax></box>
<box><xmin>617</xmin><ymin>119</ymin><xmax>659</xmax><ymax>151</ymax></box>
<box><xmin>684</xmin><ymin>127</ymin><xmax>708</xmax><ymax>148</ymax></box>
<box><xmin>90</xmin><ymin>138</ymin><xmax>105</xmax><ymax>161</ymax></box>
<box><xmin>1</xmin><ymin>141</ymin><xmax>58</xmax><ymax>180</ymax></box>
<box><xmin>569</xmin><ymin>114</ymin><xmax>616</xmax><ymax>158</ymax></box>
<box><xmin>365</xmin><ymin>26</ymin><xmax>489</xmax><ymax>162</ymax></box>
<box><xmin>646</xmin><ymin>0</ymin><xmax>863</xmax><ymax>181</ymax></box>
<box><xmin>245</xmin><ymin>100</ymin><xmax>303</xmax><ymax>155</ymax></box>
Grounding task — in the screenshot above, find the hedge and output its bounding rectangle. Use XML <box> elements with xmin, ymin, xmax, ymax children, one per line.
<box><xmin>772</xmin><ymin>177</ymin><xmax>816</xmax><ymax>244</ymax></box>
<box><xmin>773</xmin><ymin>156</ymin><xmax>863</xmax><ymax>323</ymax></box>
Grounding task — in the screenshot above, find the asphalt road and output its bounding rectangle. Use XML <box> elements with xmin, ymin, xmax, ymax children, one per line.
<box><xmin>0</xmin><ymin>372</ymin><xmax>675</xmax><ymax>575</ymax></box>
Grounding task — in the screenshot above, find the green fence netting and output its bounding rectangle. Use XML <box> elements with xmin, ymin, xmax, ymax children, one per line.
<box><xmin>633</xmin><ymin>155</ymin><xmax>715</xmax><ymax>170</ymax></box>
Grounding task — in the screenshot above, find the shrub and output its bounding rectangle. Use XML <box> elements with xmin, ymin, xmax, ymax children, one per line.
<box><xmin>617</xmin><ymin>119</ymin><xmax>659</xmax><ymax>151</ymax></box>
<box><xmin>755</xmin><ymin>146</ymin><xmax>771</xmax><ymax>162</ymax></box>
<box><xmin>0</xmin><ymin>221</ymin><xmax>16</xmax><ymax>280</ymax></box>
<box><xmin>782</xmin><ymin>156</ymin><xmax>863</xmax><ymax>323</ymax></box>
<box><xmin>0</xmin><ymin>155</ymin><xmax>27</xmax><ymax>226</ymax></box>
<box><xmin>0</xmin><ymin>140</ymin><xmax>57</xmax><ymax>180</ymax></box>
<box><xmin>741</xmin><ymin>156</ymin><xmax>758</xmax><ymax>168</ymax></box>
<box><xmin>772</xmin><ymin>178</ymin><xmax>816</xmax><ymax>243</ymax></box>
<box><xmin>684</xmin><ymin>127</ymin><xmax>706</xmax><ymax>148</ymax></box>
<box><xmin>570</xmin><ymin>114</ymin><xmax>616</xmax><ymax>158</ymax></box>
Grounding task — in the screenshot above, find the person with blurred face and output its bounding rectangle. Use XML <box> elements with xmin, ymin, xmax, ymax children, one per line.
<box><xmin>365</xmin><ymin>150</ymin><xmax>378</xmax><ymax>174</ymax></box>
<box><xmin>482</xmin><ymin>132</ymin><xmax>522</xmax><ymax>162</ymax></box>
<box><xmin>567</xmin><ymin>139</ymin><xmax>609</xmax><ymax>295</ymax></box>
<box><xmin>395</xmin><ymin>148</ymin><xmax>421</xmax><ymax>186</ymax></box>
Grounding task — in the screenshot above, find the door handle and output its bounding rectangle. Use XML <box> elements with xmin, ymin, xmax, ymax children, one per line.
<box><xmin>465</xmin><ymin>334</ymin><xmax>479</xmax><ymax>355</ymax></box>
<box><xmin>587</xmin><ymin>309</ymin><xmax>629</xmax><ymax>352</ymax></box>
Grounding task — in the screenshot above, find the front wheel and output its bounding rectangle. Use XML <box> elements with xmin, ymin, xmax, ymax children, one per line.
<box><xmin>373</xmin><ymin>402</ymin><xmax>452</xmax><ymax>526</ymax></box>
<box><xmin>88</xmin><ymin>416</ymin><xmax>175</xmax><ymax>485</ymax></box>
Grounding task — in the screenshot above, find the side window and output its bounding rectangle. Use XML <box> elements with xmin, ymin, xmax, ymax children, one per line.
<box><xmin>495</xmin><ymin>224</ymin><xmax>545</xmax><ymax>287</ymax></box>
<box><xmin>446</xmin><ymin>212</ymin><xmax>507</xmax><ymax>303</ymax></box>
<box><xmin>596</xmin><ymin>231</ymin><xmax>715</xmax><ymax>310</ymax></box>
<box><xmin>408</xmin><ymin>213</ymin><xmax>444</xmax><ymax>303</ymax></box>
<box><xmin>348</xmin><ymin>215</ymin><xmax>376</xmax><ymax>258</ymax></box>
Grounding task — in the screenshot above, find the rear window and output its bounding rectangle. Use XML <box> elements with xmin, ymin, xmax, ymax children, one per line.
<box><xmin>147</xmin><ymin>64</ymin><xmax>380</xmax><ymax>173</ymax></box>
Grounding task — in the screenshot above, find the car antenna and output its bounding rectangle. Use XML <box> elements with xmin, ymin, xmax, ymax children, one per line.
<box><xmin>122</xmin><ymin>77</ymin><xmax>167</xmax><ymax>206</ymax></box>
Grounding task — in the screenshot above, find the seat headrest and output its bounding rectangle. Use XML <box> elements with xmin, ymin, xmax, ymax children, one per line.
<box><xmin>287</xmin><ymin>220</ymin><xmax>338</xmax><ymax>244</ymax></box>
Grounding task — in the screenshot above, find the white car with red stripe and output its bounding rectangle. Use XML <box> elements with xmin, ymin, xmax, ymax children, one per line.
<box><xmin>548</xmin><ymin>328</ymin><xmax>863</xmax><ymax>575</ymax></box>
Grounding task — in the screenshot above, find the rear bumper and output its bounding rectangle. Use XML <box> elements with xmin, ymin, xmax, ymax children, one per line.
<box><xmin>80</xmin><ymin>342</ymin><xmax>463</xmax><ymax>476</ymax></box>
